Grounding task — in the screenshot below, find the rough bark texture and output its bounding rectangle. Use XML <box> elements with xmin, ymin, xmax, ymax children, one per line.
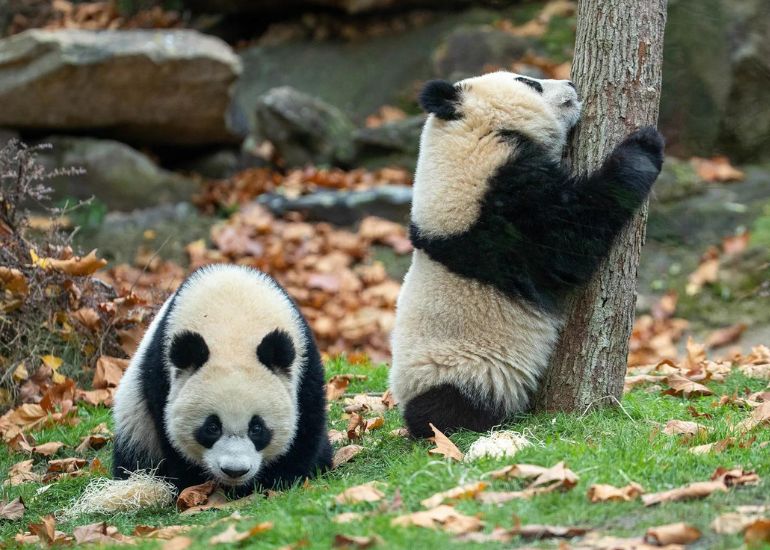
<box><xmin>534</xmin><ymin>0</ymin><xmax>667</xmax><ymax>412</ymax></box>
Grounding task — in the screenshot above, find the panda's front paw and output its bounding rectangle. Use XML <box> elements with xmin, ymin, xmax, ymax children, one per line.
<box><xmin>617</xmin><ymin>126</ymin><xmax>665</xmax><ymax>172</ymax></box>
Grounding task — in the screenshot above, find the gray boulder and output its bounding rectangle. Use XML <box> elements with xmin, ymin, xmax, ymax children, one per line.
<box><xmin>38</xmin><ymin>136</ymin><xmax>198</xmax><ymax>211</ymax></box>
<box><xmin>0</xmin><ymin>29</ymin><xmax>242</xmax><ymax>146</ymax></box>
<box><xmin>255</xmin><ymin>86</ymin><xmax>356</xmax><ymax>166</ymax></box>
<box><xmin>258</xmin><ymin>185</ymin><xmax>412</xmax><ymax>225</ymax></box>
<box><xmin>432</xmin><ymin>25</ymin><xmax>536</xmax><ymax>81</ymax></box>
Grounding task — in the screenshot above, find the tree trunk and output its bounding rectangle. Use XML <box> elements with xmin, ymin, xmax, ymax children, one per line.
<box><xmin>534</xmin><ymin>0</ymin><xmax>668</xmax><ymax>412</ymax></box>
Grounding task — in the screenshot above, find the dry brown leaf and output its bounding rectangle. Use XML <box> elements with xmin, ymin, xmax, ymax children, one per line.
<box><xmin>518</xmin><ymin>523</ymin><xmax>591</xmax><ymax>540</ymax></box>
<box><xmin>706</xmin><ymin>323</ymin><xmax>747</xmax><ymax>349</ymax></box>
<box><xmin>738</xmin><ymin>363</ymin><xmax>770</xmax><ymax>380</ymax></box>
<box><xmin>645</xmin><ymin>522</ymin><xmax>701</xmax><ymax>545</ymax></box>
<box><xmin>76</xmin><ymin>433</ymin><xmax>110</xmax><ymax>453</ymax></box>
<box><xmin>662</xmin><ymin>373</ymin><xmax>714</xmax><ymax>398</ymax></box>
<box><xmin>76</xmin><ymin>387</ymin><xmax>116</xmax><ymax>407</ymax></box>
<box><xmin>689</xmin><ymin>437</ymin><xmax>735</xmax><ymax>455</ymax></box>
<box><xmin>29</xmin><ymin>441</ymin><xmax>65</xmax><ymax>457</ymax></box>
<box><xmin>332</xmin><ymin>534</ymin><xmax>383</xmax><ymax>548</ymax></box>
<box><xmin>712</xmin><ymin>467</ymin><xmax>760</xmax><ymax>487</ymax></box>
<box><xmin>333</xmin><ymin>445</ymin><xmax>364</xmax><ymax>469</ymax></box>
<box><xmin>420</xmin><ymin>482</ymin><xmax>487</xmax><ymax>508</ymax></box>
<box><xmin>391</xmin><ymin>505</ymin><xmax>483</xmax><ymax>534</ymax></box>
<box><xmin>334</xmin><ymin>482</ymin><xmax>385</xmax><ymax>505</ymax></box>
<box><xmin>162</xmin><ymin>536</ymin><xmax>193</xmax><ymax>550</ymax></box>
<box><xmin>624</xmin><ymin>374</ymin><xmax>666</xmax><ymax>393</ymax></box>
<box><xmin>475</xmin><ymin>490</ymin><xmax>531</xmax><ymax>504</ymax></box>
<box><xmin>27</xmin><ymin>514</ymin><xmax>72</xmax><ymax>545</ymax></box>
<box><xmin>365</xmin><ymin>417</ymin><xmax>384</xmax><ymax>431</ymax></box>
<box><xmin>134</xmin><ymin>525</ymin><xmax>191</xmax><ymax>539</ymax></box>
<box><xmin>662</xmin><ymin>420</ymin><xmax>707</xmax><ymax>437</ymax></box>
<box><xmin>329</xmin><ymin>429</ymin><xmax>347</xmax><ymax>445</ymax></box>
<box><xmin>381</xmin><ymin>389</ymin><xmax>397</xmax><ymax>410</ymax></box>
<box><xmin>488</xmin><ymin>463</ymin><xmax>548</xmax><ymax>480</ymax></box>
<box><xmin>343</xmin><ymin>394</ymin><xmax>387</xmax><ymax>414</ymax></box>
<box><xmin>642</xmin><ymin>479</ymin><xmax>727</xmax><ymax>506</ymax></box>
<box><xmin>71</xmin><ymin>307</ymin><xmax>101</xmax><ymax>331</ymax></box>
<box><xmin>390</xmin><ymin>427</ymin><xmax>409</xmax><ymax>438</ymax></box>
<box><xmin>427</xmin><ymin>423</ymin><xmax>463</xmax><ymax>461</ymax></box>
<box><xmin>691</xmin><ymin>156</ymin><xmax>745</xmax><ymax>183</ymax></box>
<box><xmin>0</xmin><ymin>266</ymin><xmax>28</xmax><ymax>295</ymax></box>
<box><xmin>209</xmin><ymin>522</ymin><xmax>273</xmax><ymax>544</ymax></box>
<box><xmin>333</xmin><ymin>512</ymin><xmax>365</xmax><ymax>524</ymax></box>
<box><xmin>326</xmin><ymin>377</ymin><xmax>349</xmax><ymax>401</ymax></box>
<box><xmin>722</xmin><ymin>232</ymin><xmax>750</xmax><ymax>255</ymax></box>
<box><xmin>346</xmin><ymin>413</ymin><xmax>366</xmax><ymax>441</ymax></box>
<box><xmin>37</xmin><ymin>249</ymin><xmax>108</xmax><ymax>276</ymax></box>
<box><xmin>47</xmin><ymin>457</ymin><xmax>87</xmax><ymax>473</ymax></box>
<box><xmin>93</xmin><ymin>356</ymin><xmax>128</xmax><ymax>389</ymax></box>
<box><xmin>73</xmin><ymin>521</ymin><xmax>132</xmax><ymax>544</ymax></box>
<box><xmin>528</xmin><ymin>461</ymin><xmax>579</xmax><ymax>492</ymax></box>
<box><xmin>0</xmin><ymin>496</ymin><xmax>25</xmax><ymax>520</ymax></box>
<box><xmin>686</xmin><ymin>258</ymin><xmax>719</xmax><ymax>296</ymax></box>
<box><xmin>176</xmin><ymin>480</ymin><xmax>217</xmax><ymax>512</ymax></box>
<box><xmin>736</xmin><ymin>401</ymin><xmax>770</xmax><ymax>433</ymax></box>
<box><xmin>4</xmin><ymin>459</ymin><xmax>40</xmax><ymax>486</ymax></box>
<box><xmin>744</xmin><ymin>519</ymin><xmax>770</xmax><ymax>544</ymax></box>
<box><xmin>711</xmin><ymin>505</ymin><xmax>769</xmax><ymax>534</ymax></box>
<box><xmin>587</xmin><ymin>482</ymin><xmax>644</xmax><ymax>503</ymax></box>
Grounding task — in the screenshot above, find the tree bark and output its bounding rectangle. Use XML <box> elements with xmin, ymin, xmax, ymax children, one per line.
<box><xmin>534</xmin><ymin>0</ymin><xmax>668</xmax><ymax>412</ymax></box>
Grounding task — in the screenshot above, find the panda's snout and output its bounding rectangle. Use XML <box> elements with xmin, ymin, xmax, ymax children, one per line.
<box><xmin>221</xmin><ymin>466</ymin><xmax>249</xmax><ymax>479</ymax></box>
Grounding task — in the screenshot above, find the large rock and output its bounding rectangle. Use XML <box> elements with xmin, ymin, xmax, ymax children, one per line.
<box><xmin>38</xmin><ymin>136</ymin><xmax>198</xmax><ymax>210</ymax></box>
<box><xmin>0</xmin><ymin>29</ymin><xmax>242</xmax><ymax>146</ymax></box>
<box><xmin>432</xmin><ymin>25</ymin><xmax>536</xmax><ymax>81</ymax></box>
<box><xmin>254</xmin><ymin>87</ymin><xmax>356</xmax><ymax>166</ymax></box>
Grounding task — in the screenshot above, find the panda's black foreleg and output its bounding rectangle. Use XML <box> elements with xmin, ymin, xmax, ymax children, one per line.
<box><xmin>403</xmin><ymin>384</ymin><xmax>506</xmax><ymax>438</ymax></box>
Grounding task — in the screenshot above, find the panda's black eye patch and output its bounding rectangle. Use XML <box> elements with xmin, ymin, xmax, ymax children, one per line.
<box><xmin>169</xmin><ymin>330</ymin><xmax>209</xmax><ymax>371</ymax></box>
<box><xmin>195</xmin><ymin>414</ymin><xmax>221</xmax><ymax>448</ymax></box>
<box><xmin>257</xmin><ymin>329</ymin><xmax>295</xmax><ymax>375</ymax></box>
<box><xmin>515</xmin><ymin>76</ymin><xmax>544</xmax><ymax>94</ymax></box>
<box><xmin>248</xmin><ymin>415</ymin><xmax>272</xmax><ymax>451</ymax></box>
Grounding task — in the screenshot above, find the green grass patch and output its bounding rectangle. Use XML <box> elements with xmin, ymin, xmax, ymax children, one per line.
<box><xmin>1</xmin><ymin>362</ymin><xmax>768</xmax><ymax>549</ymax></box>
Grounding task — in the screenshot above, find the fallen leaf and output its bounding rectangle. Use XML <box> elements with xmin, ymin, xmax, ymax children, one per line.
<box><xmin>209</xmin><ymin>522</ymin><xmax>273</xmax><ymax>544</ymax></box>
<box><xmin>333</xmin><ymin>445</ymin><xmax>364</xmax><ymax>469</ymax></box>
<box><xmin>133</xmin><ymin>525</ymin><xmax>191</xmax><ymax>539</ymax></box>
<box><xmin>528</xmin><ymin>461</ymin><xmax>579</xmax><ymax>492</ymax></box>
<box><xmin>391</xmin><ymin>505</ymin><xmax>483</xmax><ymax>534</ymax></box>
<box><xmin>332</xmin><ymin>534</ymin><xmax>383</xmax><ymax>548</ymax></box>
<box><xmin>689</xmin><ymin>437</ymin><xmax>735</xmax><ymax>455</ymax></box>
<box><xmin>712</xmin><ymin>467</ymin><xmax>760</xmax><ymax>487</ymax></box>
<box><xmin>488</xmin><ymin>463</ymin><xmax>548</xmax><ymax>481</ymax></box>
<box><xmin>28</xmin><ymin>441</ymin><xmax>64</xmax><ymax>457</ymax></box>
<box><xmin>0</xmin><ymin>266</ymin><xmax>28</xmax><ymax>295</ymax></box>
<box><xmin>427</xmin><ymin>424</ymin><xmax>463</xmax><ymax>461</ymax></box>
<box><xmin>517</xmin><ymin>523</ymin><xmax>591</xmax><ymax>540</ymax></box>
<box><xmin>736</xmin><ymin>401</ymin><xmax>770</xmax><ymax>433</ymax></box>
<box><xmin>328</xmin><ymin>429</ymin><xmax>346</xmax><ymax>445</ymax></box>
<box><xmin>76</xmin><ymin>433</ymin><xmax>109</xmax><ymax>453</ymax></box>
<box><xmin>706</xmin><ymin>323</ymin><xmax>747</xmax><ymax>349</ymax></box>
<box><xmin>36</xmin><ymin>249</ymin><xmax>108</xmax><ymax>276</ymax></box>
<box><xmin>47</xmin><ymin>457</ymin><xmax>87</xmax><ymax>473</ymax></box>
<box><xmin>4</xmin><ymin>460</ymin><xmax>41</xmax><ymax>486</ymax></box>
<box><xmin>662</xmin><ymin>420</ymin><xmax>707</xmax><ymax>437</ymax></box>
<box><xmin>712</xmin><ymin>505</ymin><xmax>769</xmax><ymax>534</ymax></box>
<box><xmin>73</xmin><ymin>521</ymin><xmax>132</xmax><ymax>544</ymax></box>
<box><xmin>334</xmin><ymin>482</ymin><xmax>385</xmax><ymax>505</ymax></box>
<box><xmin>744</xmin><ymin>519</ymin><xmax>770</xmax><ymax>544</ymax></box>
<box><xmin>343</xmin><ymin>394</ymin><xmax>387</xmax><ymax>414</ymax></box>
<box><xmin>346</xmin><ymin>413</ymin><xmax>365</xmax><ymax>441</ymax></box>
<box><xmin>662</xmin><ymin>373</ymin><xmax>714</xmax><ymax>398</ymax></box>
<box><xmin>686</xmin><ymin>258</ymin><xmax>719</xmax><ymax>296</ymax></box>
<box><xmin>176</xmin><ymin>480</ymin><xmax>217</xmax><ymax>512</ymax></box>
<box><xmin>163</xmin><ymin>536</ymin><xmax>193</xmax><ymax>550</ymax></box>
<box><xmin>326</xmin><ymin>376</ymin><xmax>351</xmax><ymax>401</ymax></box>
<box><xmin>642</xmin><ymin>479</ymin><xmax>727</xmax><ymax>506</ymax></box>
<box><xmin>0</xmin><ymin>497</ymin><xmax>25</xmax><ymax>520</ymax></box>
<box><xmin>691</xmin><ymin>156</ymin><xmax>745</xmax><ymax>183</ymax></box>
<box><xmin>587</xmin><ymin>482</ymin><xmax>645</xmax><ymax>503</ymax></box>
<box><xmin>645</xmin><ymin>522</ymin><xmax>701</xmax><ymax>545</ymax></box>
<box><xmin>93</xmin><ymin>356</ymin><xmax>128</xmax><ymax>389</ymax></box>
<box><xmin>421</xmin><ymin>482</ymin><xmax>487</xmax><ymax>508</ymax></box>
<box><xmin>381</xmin><ymin>389</ymin><xmax>397</xmax><ymax>409</ymax></box>
<box><xmin>333</xmin><ymin>512</ymin><xmax>365</xmax><ymax>524</ymax></box>
<box><xmin>390</xmin><ymin>427</ymin><xmax>409</xmax><ymax>438</ymax></box>
<box><xmin>624</xmin><ymin>374</ymin><xmax>667</xmax><ymax>393</ymax></box>
<box><xmin>365</xmin><ymin>417</ymin><xmax>384</xmax><ymax>431</ymax></box>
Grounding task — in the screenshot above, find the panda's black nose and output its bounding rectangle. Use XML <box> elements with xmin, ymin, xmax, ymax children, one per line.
<box><xmin>221</xmin><ymin>467</ymin><xmax>248</xmax><ymax>479</ymax></box>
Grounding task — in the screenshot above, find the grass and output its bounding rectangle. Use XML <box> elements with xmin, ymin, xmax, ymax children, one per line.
<box><xmin>1</xmin><ymin>360</ymin><xmax>769</xmax><ymax>549</ymax></box>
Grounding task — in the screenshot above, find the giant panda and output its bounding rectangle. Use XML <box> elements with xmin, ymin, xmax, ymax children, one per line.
<box><xmin>390</xmin><ymin>71</ymin><xmax>664</xmax><ymax>438</ymax></box>
<box><xmin>112</xmin><ymin>264</ymin><xmax>332</xmax><ymax>495</ymax></box>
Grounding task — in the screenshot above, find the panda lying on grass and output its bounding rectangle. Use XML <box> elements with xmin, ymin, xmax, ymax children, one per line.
<box><xmin>112</xmin><ymin>265</ymin><xmax>332</xmax><ymax>496</ymax></box>
<box><xmin>390</xmin><ymin>71</ymin><xmax>664</xmax><ymax>438</ymax></box>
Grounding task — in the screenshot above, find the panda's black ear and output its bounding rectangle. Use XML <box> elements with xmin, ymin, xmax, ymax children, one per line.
<box><xmin>257</xmin><ymin>329</ymin><xmax>295</xmax><ymax>375</ymax></box>
<box><xmin>169</xmin><ymin>331</ymin><xmax>209</xmax><ymax>371</ymax></box>
<box><xmin>419</xmin><ymin>80</ymin><xmax>462</xmax><ymax>120</ymax></box>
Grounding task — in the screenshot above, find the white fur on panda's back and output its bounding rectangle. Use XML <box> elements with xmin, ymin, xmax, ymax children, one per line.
<box><xmin>389</xmin><ymin>250</ymin><xmax>562</xmax><ymax>415</ymax></box>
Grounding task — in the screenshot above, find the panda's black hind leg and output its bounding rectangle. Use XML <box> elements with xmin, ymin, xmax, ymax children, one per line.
<box><xmin>403</xmin><ymin>384</ymin><xmax>506</xmax><ymax>438</ymax></box>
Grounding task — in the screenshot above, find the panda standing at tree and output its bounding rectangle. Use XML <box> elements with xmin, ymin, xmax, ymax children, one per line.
<box><xmin>390</xmin><ymin>71</ymin><xmax>664</xmax><ymax>437</ymax></box>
